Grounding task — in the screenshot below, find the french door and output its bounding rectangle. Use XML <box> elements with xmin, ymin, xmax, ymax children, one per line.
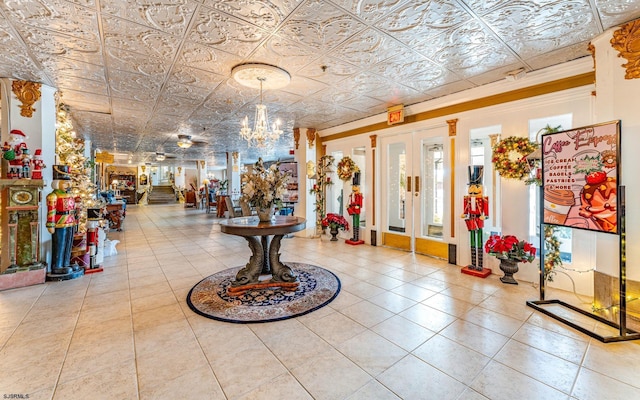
<box><xmin>380</xmin><ymin>126</ymin><xmax>450</xmax><ymax>257</ymax></box>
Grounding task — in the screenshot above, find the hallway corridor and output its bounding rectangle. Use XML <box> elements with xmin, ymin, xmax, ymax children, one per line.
<box><xmin>1</xmin><ymin>204</ymin><xmax>639</xmax><ymax>399</ymax></box>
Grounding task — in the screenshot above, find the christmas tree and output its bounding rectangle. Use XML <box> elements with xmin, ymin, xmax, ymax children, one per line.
<box><xmin>55</xmin><ymin>97</ymin><xmax>103</xmax><ymax>232</ymax></box>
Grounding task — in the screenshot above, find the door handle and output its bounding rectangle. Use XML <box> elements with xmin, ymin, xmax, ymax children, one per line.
<box><xmin>414</xmin><ymin>176</ymin><xmax>420</xmax><ymax>196</ymax></box>
<box><xmin>407</xmin><ymin>176</ymin><xmax>412</xmax><ymax>192</ymax></box>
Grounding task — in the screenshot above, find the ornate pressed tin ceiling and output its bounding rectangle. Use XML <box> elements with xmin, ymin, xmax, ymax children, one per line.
<box><xmin>0</xmin><ymin>0</ymin><xmax>639</xmax><ymax>165</ymax></box>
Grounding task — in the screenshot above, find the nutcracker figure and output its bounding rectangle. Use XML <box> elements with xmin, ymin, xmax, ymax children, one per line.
<box><xmin>346</xmin><ymin>172</ymin><xmax>364</xmax><ymax>245</ymax></box>
<box><xmin>46</xmin><ymin>165</ymin><xmax>83</xmax><ymax>277</ymax></box>
<box><xmin>461</xmin><ymin>166</ymin><xmax>489</xmax><ymax>272</ymax></box>
<box><xmin>85</xmin><ymin>208</ymin><xmax>103</xmax><ymax>273</ymax></box>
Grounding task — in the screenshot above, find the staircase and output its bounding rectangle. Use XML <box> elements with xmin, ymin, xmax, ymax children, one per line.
<box><xmin>147</xmin><ymin>186</ymin><xmax>177</xmax><ymax>205</ymax></box>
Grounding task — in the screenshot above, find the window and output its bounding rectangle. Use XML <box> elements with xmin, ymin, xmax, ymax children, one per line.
<box><xmin>529</xmin><ymin>114</ymin><xmax>573</xmax><ymax>262</ymax></box>
<box><xmin>423</xmin><ymin>143</ymin><xmax>444</xmax><ymax>238</ymax></box>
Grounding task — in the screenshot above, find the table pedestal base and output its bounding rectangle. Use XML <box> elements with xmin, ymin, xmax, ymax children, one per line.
<box><xmin>232</xmin><ymin>234</ymin><xmax>298</xmax><ymax>286</ymax></box>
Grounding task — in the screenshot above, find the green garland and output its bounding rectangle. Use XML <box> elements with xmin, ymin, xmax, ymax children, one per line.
<box><xmin>544</xmin><ymin>225</ymin><xmax>562</xmax><ymax>282</ymax></box>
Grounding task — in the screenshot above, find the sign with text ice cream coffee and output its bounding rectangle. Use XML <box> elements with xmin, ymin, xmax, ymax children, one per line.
<box><xmin>541</xmin><ymin>121</ymin><xmax>620</xmax><ymax>234</ymax></box>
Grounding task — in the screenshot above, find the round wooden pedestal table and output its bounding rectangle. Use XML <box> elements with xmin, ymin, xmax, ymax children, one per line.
<box><xmin>219</xmin><ymin>216</ymin><xmax>306</xmax><ymax>296</ymax></box>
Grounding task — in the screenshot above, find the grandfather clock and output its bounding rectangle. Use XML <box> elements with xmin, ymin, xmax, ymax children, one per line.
<box><xmin>0</xmin><ymin>178</ymin><xmax>45</xmax><ymax>290</ymax></box>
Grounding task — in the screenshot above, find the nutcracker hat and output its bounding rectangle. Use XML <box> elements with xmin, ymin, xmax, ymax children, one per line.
<box><xmin>468</xmin><ymin>165</ymin><xmax>484</xmax><ymax>185</ymax></box>
<box><xmin>53</xmin><ymin>165</ymin><xmax>71</xmax><ymax>180</ymax></box>
<box><xmin>352</xmin><ymin>171</ymin><xmax>361</xmax><ymax>186</ymax></box>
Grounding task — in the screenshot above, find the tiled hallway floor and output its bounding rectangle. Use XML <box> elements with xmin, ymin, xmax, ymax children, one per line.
<box><xmin>2</xmin><ymin>205</ymin><xmax>640</xmax><ymax>399</ymax></box>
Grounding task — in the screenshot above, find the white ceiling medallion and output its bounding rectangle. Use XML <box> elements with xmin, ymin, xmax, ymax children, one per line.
<box><xmin>232</xmin><ymin>63</ymin><xmax>290</xmax><ymax>149</ymax></box>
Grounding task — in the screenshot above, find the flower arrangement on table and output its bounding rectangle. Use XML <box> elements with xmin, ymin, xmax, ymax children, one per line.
<box><xmin>240</xmin><ymin>158</ymin><xmax>289</xmax><ymax>212</ymax></box>
<box><xmin>336</xmin><ymin>156</ymin><xmax>359</xmax><ymax>181</ymax></box>
<box><xmin>491</xmin><ymin>136</ymin><xmax>538</xmax><ymax>181</ymax></box>
<box><xmin>321</xmin><ymin>213</ymin><xmax>349</xmax><ymax>231</ymax></box>
<box><xmin>484</xmin><ymin>234</ymin><xmax>536</xmax><ymax>263</ymax></box>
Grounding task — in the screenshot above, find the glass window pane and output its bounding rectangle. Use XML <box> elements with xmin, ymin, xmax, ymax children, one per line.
<box><xmin>388</xmin><ymin>142</ymin><xmax>406</xmax><ymax>233</ymax></box>
<box><xmin>422</xmin><ymin>139</ymin><xmax>444</xmax><ymax>238</ymax></box>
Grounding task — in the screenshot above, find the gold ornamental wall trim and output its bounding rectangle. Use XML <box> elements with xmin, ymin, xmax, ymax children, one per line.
<box><xmin>322</xmin><ymin>72</ymin><xmax>594</xmax><ymax>143</ymax></box>
<box><xmin>293</xmin><ymin>128</ymin><xmax>300</xmax><ymax>150</ymax></box>
<box><xmin>306</xmin><ymin>128</ymin><xmax>316</xmax><ymax>149</ymax></box>
<box><xmin>611</xmin><ymin>19</ymin><xmax>640</xmax><ymax>80</ymax></box>
<box><xmin>12</xmin><ymin>80</ymin><xmax>42</xmax><ymax>118</ymax></box>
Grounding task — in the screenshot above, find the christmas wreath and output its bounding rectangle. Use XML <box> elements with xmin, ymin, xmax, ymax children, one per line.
<box><xmin>336</xmin><ymin>156</ymin><xmax>359</xmax><ymax>181</ymax></box>
<box><xmin>491</xmin><ymin>136</ymin><xmax>538</xmax><ymax>181</ymax></box>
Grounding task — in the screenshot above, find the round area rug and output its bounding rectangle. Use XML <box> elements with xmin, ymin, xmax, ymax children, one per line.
<box><xmin>187</xmin><ymin>262</ymin><xmax>341</xmax><ymax>323</ymax></box>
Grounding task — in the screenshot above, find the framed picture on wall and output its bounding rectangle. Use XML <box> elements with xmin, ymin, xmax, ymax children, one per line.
<box><xmin>541</xmin><ymin>120</ymin><xmax>620</xmax><ymax>234</ymax></box>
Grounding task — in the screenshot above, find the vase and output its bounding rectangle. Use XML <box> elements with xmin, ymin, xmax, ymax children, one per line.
<box><xmin>329</xmin><ymin>227</ymin><xmax>339</xmax><ymax>241</ymax></box>
<box><xmin>257</xmin><ymin>206</ymin><xmax>274</xmax><ymax>222</ymax></box>
<box><xmin>499</xmin><ymin>259</ymin><xmax>519</xmax><ymax>285</ymax></box>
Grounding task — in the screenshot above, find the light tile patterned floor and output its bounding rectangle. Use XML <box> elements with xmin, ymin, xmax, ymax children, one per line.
<box><xmin>1</xmin><ymin>204</ymin><xmax>640</xmax><ymax>400</ymax></box>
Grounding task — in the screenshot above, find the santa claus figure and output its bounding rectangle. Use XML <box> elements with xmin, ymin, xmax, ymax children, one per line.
<box><xmin>31</xmin><ymin>149</ymin><xmax>45</xmax><ymax>179</ymax></box>
<box><xmin>3</xmin><ymin>129</ymin><xmax>28</xmax><ymax>179</ymax></box>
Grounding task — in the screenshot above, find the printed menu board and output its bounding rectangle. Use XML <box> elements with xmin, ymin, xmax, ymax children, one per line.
<box><xmin>541</xmin><ymin>121</ymin><xmax>620</xmax><ymax>234</ymax></box>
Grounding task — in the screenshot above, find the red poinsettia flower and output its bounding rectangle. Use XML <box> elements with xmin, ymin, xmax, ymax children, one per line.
<box><xmin>485</xmin><ymin>234</ymin><xmax>536</xmax><ymax>263</ymax></box>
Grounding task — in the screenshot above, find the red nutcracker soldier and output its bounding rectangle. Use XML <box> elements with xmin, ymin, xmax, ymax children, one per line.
<box><xmin>46</xmin><ymin>165</ymin><xmax>84</xmax><ymax>279</ymax></box>
<box><xmin>85</xmin><ymin>208</ymin><xmax>103</xmax><ymax>273</ymax></box>
<box><xmin>346</xmin><ymin>172</ymin><xmax>364</xmax><ymax>245</ymax></box>
<box><xmin>461</xmin><ymin>166</ymin><xmax>490</xmax><ymax>275</ymax></box>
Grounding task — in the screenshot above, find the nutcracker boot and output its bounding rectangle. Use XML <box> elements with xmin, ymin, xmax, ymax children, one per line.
<box><xmin>470</xmin><ymin>247</ymin><xmax>477</xmax><ymax>270</ymax></box>
<box><xmin>476</xmin><ymin>244</ymin><xmax>484</xmax><ymax>271</ymax></box>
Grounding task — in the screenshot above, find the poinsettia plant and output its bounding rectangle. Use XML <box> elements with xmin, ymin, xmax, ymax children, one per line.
<box><xmin>321</xmin><ymin>213</ymin><xmax>349</xmax><ymax>231</ymax></box>
<box><xmin>484</xmin><ymin>234</ymin><xmax>536</xmax><ymax>263</ymax></box>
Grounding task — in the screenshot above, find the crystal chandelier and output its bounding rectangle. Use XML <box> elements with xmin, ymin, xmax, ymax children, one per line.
<box><xmin>240</xmin><ymin>78</ymin><xmax>282</xmax><ymax>148</ymax></box>
<box><xmin>232</xmin><ymin>63</ymin><xmax>291</xmax><ymax>149</ymax></box>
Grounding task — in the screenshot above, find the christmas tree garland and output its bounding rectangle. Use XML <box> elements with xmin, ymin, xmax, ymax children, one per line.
<box><xmin>491</xmin><ymin>136</ymin><xmax>538</xmax><ymax>181</ymax></box>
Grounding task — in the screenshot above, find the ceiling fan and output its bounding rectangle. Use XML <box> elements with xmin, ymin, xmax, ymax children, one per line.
<box><xmin>177</xmin><ymin>134</ymin><xmax>208</xmax><ymax>149</ymax></box>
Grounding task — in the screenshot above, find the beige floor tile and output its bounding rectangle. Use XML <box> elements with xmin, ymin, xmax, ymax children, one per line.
<box><xmin>54</xmin><ymin>359</ymin><xmax>138</xmax><ymax>400</ymax></box>
<box><xmin>399</xmin><ymin>303</ymin><xmax>458</xmax><ymax>332</ymax></box>
<box><xmin>304</xmin><ymin>311</ymin><xmax>367</xmax><ymax>346</ymax></box>
<box><xmin>471</xmin><ymin>361</ymin><xmax>569</xmax><ymax>400</ymax></box>
<box><xmin>413</xmin><ymin>334</ymin><xmax>491</xmax><ymax>385</ymax></box>
<box><xmin>290</xmin><ymin>348</ymin><xmax>372</xmax><ymax>400</ymax></box>
<box><xmin>495</xmin><ymin>339</ymin><xmax>580</xmax><ymax>394</ymax></box>
<box><xmin>346</xmin><ymin>380</ymin><xmax>402</xmax><ymax>400</ymax></box>
<box><xmin>478</xmin><ymin>294</ymin><xmax>535</xmax><ymax>321</ymax></box>
<box><xmin>132</xmin><ymin>302</ymin><xmax>186</xmax><ymax>331</ymax></box>
<box><xmin>440</xmin><ymin>319</ymin><xmax>509</xmax><ymax>357</ymax></box>
<box><xmin>378</xmin><ymin>354</ymin><xmax>467</xmax><ymax>400</ymax></box>
<box><xmin>328</xmin><ymin>290</ymin><xmax>363</xmax><ymax>310</ymax></box>
<box><xmin>571</xmin><ymin>367</ymin><xmax>640</xmax><ymax>399</ymax></box>
<box><xmin>512</xmin><ymin>322</ymin><xmax>589</xmax><ymax>364</ymax></box>
<box><xmin>368</xmin><ymin>291</ymin><xmax>418</xmax><ymax>313</ymax></box>
<box><xmin>390</xmin><ymin>283</ymin><xmax>437</xmax><ymax>302</ymax></box>
<box><xmin>340</xmin><ymin>300</ymin><xmax>395</xmax><ymax>327</ymax></box>
<box><xmin>337</xmin><ymin>330</ymin><xmax>408</xmax><ymax>376</ymax></box>
<box><xmin>461</xmin><ymin>306</ymin><xmax>525</xmax><ymax>336</ymax></box>
<box><xmin>422</xmin><ymin>292</ymin><xmax>476</xmax><ymax>317</ymax></box>
<box><xmin>237</xmin><ymin>372</ymin><xmax>313</xmax><ymax>400</ymax></box>
<box><xmin>131</xmin><ymin>290</ymin><xmax>179</xmax><ymax>314</ymax></box>
<box><xmin>139</xmin><ymin>364</ymin><xmax>224</xmax><ymax>400</ymax></box>
<box><xmin>441</xmin><ymin>284</ymin><xmax>491</xmax><ymax>305</ymax></box>
<box><xmin>346</xmin><ymin>281</ymin><xmax>388</xmax><ymax>299</ymax></box>
<box><xmin>582</xmin><ymin>340</ymin><xmax>640</xmax><ymax>387</ymax></box>
<box><xmin>372</xmin><ymin>315</ymin><xmax>435</xmax><ymax>351</ymax></box>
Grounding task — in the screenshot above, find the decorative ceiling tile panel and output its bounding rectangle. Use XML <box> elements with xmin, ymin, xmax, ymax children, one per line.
<box><xmin>480</xmin><ymin>0</ymin><xmax>599</xmax><ymax>59</ymax></box>
<box><xmin>188</xmin><ymin>6</ymin><xmax>267</xmax><ymax>56</ymax></box>
<box><xmin>278</xmin><ymin>0</ymin><xmax>366</xmax><ymax>51</ymax></box>
<box><xmin>3</xmin><ymin>0</ymin><xmax>639</xmax><ymax>163</ymax></box>
<box><xmin>418</xmin><ymin>20</ymin><xmax>518</xmax><ymax>77</ymax></box>
<box><xmin>40</xmin><ymin>57</ymin><xmax>105</xmax><ymax>82</ymax></box>
<box><xmin>100</xmin><ymin>0</ymin><xmax>197</xmax><ymax>36</ymax></box>
<box><xmin>105</xmin><ymin>47</ymin><xmax>170</xmax><ymax>77</ymax></box>
<box><xmin>595</xmin><ymin>0</ymin><xmax>640</xmax><ymax>28</ymax></box>
<box><xmin>330</xmin><ymin>28</ymin><xmax>399</xmax><ymax>67</ymax></box>
<box><xmin>55</xmin><ymin>75</ymin><xmax>109</xmax><ymax>95</ymax></box>
<box><xmin>331</xmin><ymin>0</ymin><xmax>410</xmax><ymax>23</ymax></box>
<box><xmin>178</xmin><ymin>41</ymin><xmax>244</xmax><ymax>75</ymax></box>
<box><xmin>170</xmin><ymin>64</ymin><xmax>225</xmax><ymax>89</ymax></box>
<box><xmin>102</xmin><ymin>15</ymin><xmax>179</xmax><ymax>59</ymax></box>
<box><xmin>377</xmin><ymin>0</ymin><xmax>471</xmax><ymax>46</ymax></box>
<box><xmin>202</xmin><ymin>0</ymin><xmax>300</xmax><ymax>30</ymax></box>
<box><xmin>2</xmin><ymin>0</ymin><xmax>99</xmax><ymax>42</ymax></box>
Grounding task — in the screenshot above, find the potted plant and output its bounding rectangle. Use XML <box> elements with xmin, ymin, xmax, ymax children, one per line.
<box><xmin>321</xmin><ymin>213</ymin><xmax>349</xmax><ymax>241</ymax></box>
<box><xmin>484</xmin><ymin>234</ymin><xmax>536</xmax><ymax>284</ymax></box>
